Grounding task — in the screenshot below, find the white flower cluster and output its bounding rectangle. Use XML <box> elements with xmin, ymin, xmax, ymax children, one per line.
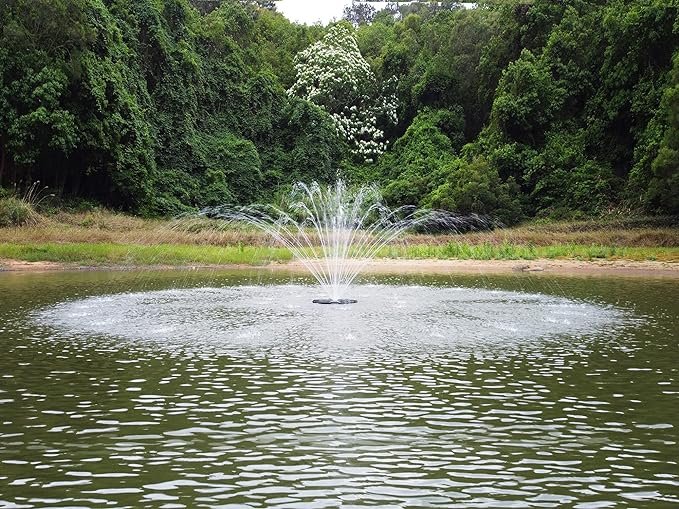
<box><xmin>379</xmin><ymin>75</ymin><xmax>400</xmax><ymax>125</ymax></box>
<box><xmin>288</xmin><ymin>25</ymin><xmax>399</xmax><ymax>162</ymax></box>
<box><xmin>331</xmin><ymin>108</ymin><xmax>387</xmax><ymax>161</ymax></box>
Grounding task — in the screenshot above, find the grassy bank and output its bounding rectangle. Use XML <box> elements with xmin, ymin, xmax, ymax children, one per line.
<box><xmin>379</xmin><ymin>243</ymin><xmax>679</xmax><ymax>262</ymax></box>
<box><xmin>0</xmin><ymin>209</ymin><xmax>677</xmax><ymax>267</ymax></box>
<box><xmin>0</xmin><ymin>241</ymin><xmax>677</xmax><ymax>268</ymax></box>
<box><xmin>1</xmin><ymin>209</ymin><xmax>678</xmax><ymax>248</ymax></box>
<box><xmin>0</xmin><ymin>242</ymin><xmax>292</xmax><ymax>266</ymax></box>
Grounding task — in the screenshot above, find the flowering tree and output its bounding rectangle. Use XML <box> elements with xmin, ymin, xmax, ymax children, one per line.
<box><xmin>288</xmin><ymin>24</ymin><xmax>398</xmax><ymax>162</ymax></box>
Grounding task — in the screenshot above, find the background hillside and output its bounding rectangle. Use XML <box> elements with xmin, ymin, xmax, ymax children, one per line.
<box><xmin>1</xmin><ymin>0</ymin><xmax>677</xmax><ymax>223</ymax></box>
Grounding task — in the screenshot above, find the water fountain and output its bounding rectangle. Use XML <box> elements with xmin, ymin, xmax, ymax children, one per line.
<box><xmin>33</xmin><ymin>180</ymin><xmax>628</xmax><ymax>354</ymax></box>
<box><xmin>201</xmin><ymin>180</ymin><xmax>467</xmax><ymax>303</ymax></box>
<box><xmin>33</xmin><ymin>180</ymin><xmax>628</xmax><ymax>349</ymax></box>
<box><xmin>12</xmin><ymin>183</ymin><xmax>657</xmax><ymax>509</ymax></box>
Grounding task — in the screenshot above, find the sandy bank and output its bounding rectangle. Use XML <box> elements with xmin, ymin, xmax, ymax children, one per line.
<box><xmin>280</xmin><ymin>258</ymin><xmax>679</xmax><ymax>278</ymax></box>
<box><xmin>1</xmin><ymin>257</ymin><xmax>678</xmax><ymax>278</ymax></box>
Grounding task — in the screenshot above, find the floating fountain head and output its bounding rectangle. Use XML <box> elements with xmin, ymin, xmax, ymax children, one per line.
<box><xmin>201</xmin><ymin>181</ymin><xmax>481</xmax><ymax>303</ymax></box>
<box><xmin>312</xmin><ymin>298</ymin><xmax>358</xmax><ymax>305</ymax></box>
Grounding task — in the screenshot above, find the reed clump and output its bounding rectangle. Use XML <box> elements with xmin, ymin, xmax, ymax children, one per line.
<box><xmin>0</xmin><ymin>197</ymin><xmax>41</xmax><ymax>228</ymax></box>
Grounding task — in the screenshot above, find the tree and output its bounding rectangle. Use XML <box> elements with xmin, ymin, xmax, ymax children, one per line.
<box><xmin>490</xmin><ymin>49</ymin><xmax>562</xmax><ymax>145</ymax></box>
<box><xmin>0</xmin><ymin>0</ymin><xmax>155</xmax><ymax>206</ymax></box>
<box><xmin>642</xmin><ymin>51</ymin><xmax>679</xmax><ymax>214</ymax></box>
<box><xmin>289</xmin><ymin>24</ymin><xmax>398</xmax><ymax>162</ymax></box>
<box><xmin>343</xmin><ymin>2</ymin><xmax>377</xmax><ymax>27</ymax></box>
<box><xmin>427</xmin><ymin>156</ymin><xmax>523</xmax><ymax>225</ymax></box>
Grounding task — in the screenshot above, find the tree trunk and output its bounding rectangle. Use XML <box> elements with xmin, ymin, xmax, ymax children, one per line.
<box><xmin>71</xmin><ymin>162</ymin><xmax>82</xmax><ymax>197</ymax></box>
<box><xmin>57</xmin><ymin>161</ymin><xmax>67</xmax><ymax>195</ymax></box>
<box><xmin>0</xmin><ymin>139</ymin><xmax>5</xmax><ymax>188</ymax></box>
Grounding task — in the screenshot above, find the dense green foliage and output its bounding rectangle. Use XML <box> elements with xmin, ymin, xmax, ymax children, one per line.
<box><xmin>0</xmin><ymin>0</ymin><xmax>335</xmax><ymax>214</ymax></box>
<box><xmin>1</xmin><ymin>0</ymin><xmax>677</xmax><ymax>221</ymax></box>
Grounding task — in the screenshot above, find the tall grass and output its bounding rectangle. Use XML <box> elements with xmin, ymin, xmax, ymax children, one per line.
<box><xmin>0</xmin><ymin>181</ymin><xmax>53</xmax><ymax>227</ymax></box>
<box><xmin>0</xmin><ymin>197</ymin><xmax>40</xmax><ymax>227</ymax></box>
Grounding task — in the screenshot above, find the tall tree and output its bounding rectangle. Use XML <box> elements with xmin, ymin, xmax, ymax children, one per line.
<box><xmin>289</xmin><ymin>24</ymin><xmax>398</xmax><ymax>162</ymax></box>
<box><xmin>343</xmin><ymin>2</ymin><xmax>377</xmax><ymax>26</ymax></box>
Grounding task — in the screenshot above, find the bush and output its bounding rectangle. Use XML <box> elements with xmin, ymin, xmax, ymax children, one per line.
<box><xmin>0</xmin><ymin>197</ymin><xmax>40</xmax><ymax>227</ymax></box>
<box><xmin>193</xmin><ymin>132</ymin><xmax>262</xmax><ymax>206</ymax></box>
<box><xmin>426</xmin><ymin>156</ymin><xmax>524</xmax><ymax>225</ymax></box>
<box><xmin>379</xmin><ymin>108</ymin><xmax>464</xmax><ymax>206</ymax></box>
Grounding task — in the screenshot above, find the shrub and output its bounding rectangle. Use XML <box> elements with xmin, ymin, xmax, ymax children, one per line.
<box><xmin>379</xmin><ymin>108</ymin><xmax>464</xmax><ymax>207</ymax></box>
<box><xmin>0</xmin><ymin>197</ymin><xmax>40</xmax><ymax>227</ymax></box>
<box><xmin>426</xmin><ymin>156</ymin><xmax>524</xmax><ymax>225</ymax></box>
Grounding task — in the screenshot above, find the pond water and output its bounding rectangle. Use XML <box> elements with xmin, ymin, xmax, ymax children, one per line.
<box><xmin>0</xmin><ymin>269</ymin><xmax>678</xmax><ymax>508</ymax></box>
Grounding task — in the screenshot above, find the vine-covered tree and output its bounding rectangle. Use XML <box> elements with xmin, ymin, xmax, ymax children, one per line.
<box><xmin>0</xmin><ymin>0</ymin><xmax>337</xmax><ymax>213</ymax></box>
<box><xmin>1</xmin><ymin>0</ymin><xmax>677</xmax><ymax>219</ymax></box>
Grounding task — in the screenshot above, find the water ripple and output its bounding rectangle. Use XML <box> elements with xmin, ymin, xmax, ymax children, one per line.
<box><xmin>0</xmin><ymin>282</ymin><xmax>676</xmax><ymax>507</ymax></box>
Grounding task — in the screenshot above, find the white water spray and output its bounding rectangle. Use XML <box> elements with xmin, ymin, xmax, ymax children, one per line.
<box><xmin>202</xmin><ymin>181</ymin><xmax>482</xmax><ymax>302</ymax></box>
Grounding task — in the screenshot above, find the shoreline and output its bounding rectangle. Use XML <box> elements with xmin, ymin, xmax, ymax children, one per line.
<box><xmin>2</xmin><ymin>257</ymin><xmax>678</xmax><ymax>278</ymax></box>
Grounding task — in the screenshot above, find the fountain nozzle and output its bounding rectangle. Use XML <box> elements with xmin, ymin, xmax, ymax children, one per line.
<box><xmin>313</xmin><ymin>299</ymin><xmax>358</xmax><ymax>305</ymax></box>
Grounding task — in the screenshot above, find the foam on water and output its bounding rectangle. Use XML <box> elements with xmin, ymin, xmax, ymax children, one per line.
<box><xmin>37</xmin><ymin>284</ymin><xmax>625</xmax><ymax>356</ymax></box>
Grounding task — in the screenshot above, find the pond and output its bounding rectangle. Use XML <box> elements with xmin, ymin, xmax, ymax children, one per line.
<box><xmin>0</xmin><ymin>269</ymin><xmax>678</xmax><ymax>508</ymax></box>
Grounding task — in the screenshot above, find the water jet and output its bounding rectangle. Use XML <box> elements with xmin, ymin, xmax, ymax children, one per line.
<box><xmin>201</xmin><ymin>180</ymin><xmax>475</xmax><ymax>303</ymax></box>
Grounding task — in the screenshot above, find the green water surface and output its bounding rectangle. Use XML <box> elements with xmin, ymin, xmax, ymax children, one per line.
<box><xmin>0</xmin><ymin>270</ymin><xmax>677</xmax><ymax>508</ymax></box>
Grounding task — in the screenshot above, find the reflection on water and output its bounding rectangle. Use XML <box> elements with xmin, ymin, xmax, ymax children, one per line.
<box><xmin>0</xmin><ymin>270</ymin><xmax>678</xmax><ymax>508</ymax></box>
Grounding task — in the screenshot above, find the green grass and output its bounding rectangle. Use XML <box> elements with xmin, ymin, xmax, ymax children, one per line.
<box><xmin>377</xmin><ymin>242</ymin><xmax>679</xmax><ymax>262</ymax></box>
<box><xmin>0</xmin><ymin>242</ymin><xmax>293</xmax><ymax>266</ymax></box>
<box><xmin>0</xmin><ymin>241</ymin><xmax>677</xmax><ymax>267</ymax></box>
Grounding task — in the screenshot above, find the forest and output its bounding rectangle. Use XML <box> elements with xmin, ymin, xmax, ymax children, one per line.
<box><xmin>1</xmin><ymin>0</ymin><xmax>677</xmax><ymax>224</ymax></box>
